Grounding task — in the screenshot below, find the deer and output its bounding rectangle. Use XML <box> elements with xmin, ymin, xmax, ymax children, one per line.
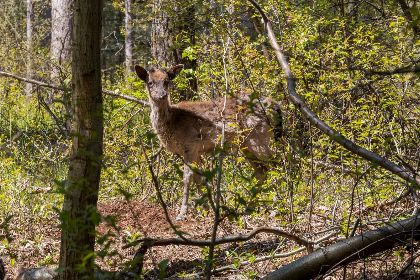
<box><xmin>135</xmin><ymin>64</ymin><xmax>282</xmax><ymax>220</ymax></box>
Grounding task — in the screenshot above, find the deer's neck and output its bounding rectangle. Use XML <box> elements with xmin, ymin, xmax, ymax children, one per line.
<box><xmin>150</xmin><ymin>99</ymin><xmax>172</xmax><ymax>132</ymax></box>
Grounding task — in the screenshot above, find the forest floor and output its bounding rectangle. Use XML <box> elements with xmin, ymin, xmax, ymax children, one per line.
<box><xmin>3</xmin><ymin>197</ymin><xmax>420</xmax><ymax>279</ymax></box>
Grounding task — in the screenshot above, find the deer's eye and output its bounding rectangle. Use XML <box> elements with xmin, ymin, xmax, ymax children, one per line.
<box><xmin>147</xmin><ymin>81</ymin><xmax>153</xmax><ymax>86</ymax></box>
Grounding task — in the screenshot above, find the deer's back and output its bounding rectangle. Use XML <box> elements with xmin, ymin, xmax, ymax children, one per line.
<box><xmin>174</xmin><ymin>96</ymin><xmax>275</xmax><ymax>131</ymax></box>
<box><xmin>174</xmin><ymin>97</ymin><xmax>239</xmax><ymax>128</ymax></box>
<box><xmin>162</xmin><ymin>96</ymin><xmax>277</xmax><ymax>161</ymax></box>
<box><xmin>156</xmin><ymin>107</ymin><xmax>223</xmax><ymax>160</ymax></box>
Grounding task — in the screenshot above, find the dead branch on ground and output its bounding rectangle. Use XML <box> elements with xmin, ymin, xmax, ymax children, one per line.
<box><xmin>264</xmin><ymin>215</ymin><xmax>420</xmax><ymax>280</ymax></box>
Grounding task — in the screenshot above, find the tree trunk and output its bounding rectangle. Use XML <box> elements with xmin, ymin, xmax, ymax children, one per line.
<box><xmin>58</xmin><ymin>0</ymin><xmax>103</xmax><ymax>279</ymax></box>
<box><xmin>265</xmin><ymin>215</ymin><xmax>420</xmax><ymax>280</ymax></box>
<box><xmin>124</xmin><ymin>0</ymin><xmax>133</xmax><ymax>74</ymax></box>
<box><xmin>51</xmin><ymin>0</ymin><xmax>73</xmax><ymax>129</ymax></box>
<box><xmin>151</xmin><ymin>1</ymin><xmax>197</xmax><ymax>100</ymax></box>
<box><xmin>26</xmin><ymin>0</ymin><xmax>33</xmax><ymax>94</ymax></box>
<box><xmin>51</xmin><ymin>0</ymin><xmax>72</xmax><ymax>78</ymax></box>
<box><xmin>151</xmin><ymin>0</ymin><xmax>174</xmax><ymax>67</ymax></box>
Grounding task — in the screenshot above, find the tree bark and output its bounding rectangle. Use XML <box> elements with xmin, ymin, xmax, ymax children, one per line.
<box><xmin>51</xmin><ymin>0</ymin><xmax>72</xmax><ymax>78</ymax></box>
<box><xmin>174</xmin><ymin>4</ymin><xmax>197</xmax><ymax>100</ymax></box>
<box><xmin>151</xmin><ymin>1</ymin><xmax>197</xmax><ymax>100</ymax></box>
<box><xmin>124</xmin><ymin>0</ymin><xmax>133</xmax><ymax>74</ymax></box>
<box><xmin>51</xmin><ymin>0</ymin><xmax>73</xmax><ymax>129</ymax></box>
<box><xmin>151</xmin><ymin>0</ymin><xmax>174</xmax><ymax>67</ymax></box>
<box><xmin>58</xmin><ymin>0</ymin><xmax>103</xmax><ymax>279</ymax></box>
<box><xmin>264</xmin><ymin>215</ymin><xmax>420</xmax><ymax>280</ymax></box>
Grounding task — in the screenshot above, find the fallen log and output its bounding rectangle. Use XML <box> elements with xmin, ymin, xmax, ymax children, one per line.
<box><xmin>264</xmin><ymin>215</ymin><xmax>420</xmax><ymax>280</ymax></box>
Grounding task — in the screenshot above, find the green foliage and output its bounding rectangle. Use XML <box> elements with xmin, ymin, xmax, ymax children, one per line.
<box><xmin>0</xmin><ymin>0</ymin><xmax>419</xmax><ymax>277</ymax></box>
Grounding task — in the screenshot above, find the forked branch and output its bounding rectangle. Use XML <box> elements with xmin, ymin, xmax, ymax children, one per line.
<box><xmin>126</xmin><ymin>227</ymin><xmax>311</xmax><ymax>249</ymax></box>
<box><xmin>127</xmin><ymin>226</ymin><xmax>311</xmax><ymax>275</ymax></box>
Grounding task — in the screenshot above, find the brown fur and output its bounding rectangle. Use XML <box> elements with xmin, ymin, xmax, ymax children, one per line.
<box><xmin>135</xmin><ymin>65</ymin><xmax>278</xmax><ymax>220</ymax></box>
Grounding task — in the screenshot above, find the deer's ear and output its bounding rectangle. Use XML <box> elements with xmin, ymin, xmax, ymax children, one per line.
<box><xmin>135</xmin><ymin>65</ymin><xmax>148</xmax><ymax>81</ymax></box>
<box><xmin>168</xmin><ymin>64</ymin><xmax>184</xmax><ymax>80</ymax></box>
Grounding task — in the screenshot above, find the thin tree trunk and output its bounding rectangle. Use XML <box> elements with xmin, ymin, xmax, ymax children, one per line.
<box><xmin>124</xmin><ymin>0</ymin><xmax>133</xmax><ymax>74</ymax></box>
<box><xmin>26</xmin><ymin>0</ymin><xmax>33</xmax><ymax>94</ymax></box>
<box><xmin>151</xmin><ymin>1</ymin><xmax>197</xmax><ymax>100</ymax></box>
<box><xmin>58</xmin><ymin>0</ymin><xmax>103</xmax><ymax>279</ymax></box>
<box><xmin>51</xmin><ymin>0</ymin><xmax>73</xmax><ymax>129</ymax></box>
<box><xmin>51</xmin><ymin>0</ymin><xmax>72</xmax><ymax>79</ymax></box>
<box><xmin>151</xmin><ymin>0</ymin><xmax>174</xmax><ymax>67</ymax></box>
<box><xmin>174</xmin><ymin>4</ymin><xmax>197</xmax><ymax>100</ymax></box>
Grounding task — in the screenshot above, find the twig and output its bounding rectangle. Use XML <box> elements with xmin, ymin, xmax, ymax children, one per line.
<box><xmin>102</xmin><ymin>89</ymin><xmax>149</xmax><ymax>106</ymax></box>
<box><xmin>139</xmin><ymin>144</ymin><xmax>189</xmax><ymax>241</ymax></box>
<box><xmin>361</xmin><ymin>188</ymin><xmax>411</xmax><ymax>214</ymax></box>
<box><xmin>190</xmin><ymin>247</ymin><xmax>306</xmax><ymax>278</ymax></box>
<box><xmin>131</xmin><ymin>143</ymin><xmax>193</xmax><ymax>275</ymax></box>
<box><xmin>393</xmin><ymin>251</ymin><xmax>420</xmax><ymax>280</ymax></box>
<box><xmin>37</xmin><ymin>94</ymin><xmax>68</xmax><ymax>137</ymax></box>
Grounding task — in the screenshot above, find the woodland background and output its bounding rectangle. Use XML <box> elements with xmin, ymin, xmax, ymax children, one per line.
<box><xmin>0</xmin><ymin>0</ymin><xmax>419</xmax><ymax>279</ymax></box>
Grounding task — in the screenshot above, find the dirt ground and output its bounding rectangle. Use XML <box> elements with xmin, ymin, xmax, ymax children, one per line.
<box><xmin>2</xmin><ymin>199</ymin><xmax>292</xmax><ymax>279</ymax></box>
<box><xmin>2</xmin><ymin>198</ymin><xmax>419</xmax><ymax>279</ymax></box>
<box><xmin>95</xmin><ymin>199</ymin><xmax>288</xmax><ymax>278</ymax></box>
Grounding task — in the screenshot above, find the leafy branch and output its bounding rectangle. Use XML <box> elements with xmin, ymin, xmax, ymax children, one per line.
<box><xmin>247</xmin><ymin>0</ymin><xmax>420</xmax><ymax>187</ymax></box>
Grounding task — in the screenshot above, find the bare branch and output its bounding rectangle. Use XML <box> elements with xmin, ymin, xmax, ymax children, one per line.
<box><xmin>127</xmin><ymin>224</ymin><xmax>311</xmax><ymax>276</ymax></box>
<box><xmin>247</xmin><ymin>0</ymin><xmax>420</xmax><ymax>187</ymax></box>
<box><xmin>102</xmin><ymin>89</ymin><xmax>150</xmax><ymax>106</ymax></box>
<box><xmin>0</xmin><ymin>70</ymin><xmax>150</xmax><ymax>106</ymax></box>
<box><xmin>185</xmin><ymin>229</ymin><xmax>340</xmax><ymax>278</ymax></box>
<box><xmin>0</xmin><ymin>70</ymin><xmax>64</xmax><ymax>91</ymax></box>
<box><xmin>37</xmin><ymin>94</ymin><xmax>68</xmax><ymax>137</ymax></box>
<box><xmin>126</xmin><ymin>226</ymin><xmax>311</xmax><ymax>249</ymax></box>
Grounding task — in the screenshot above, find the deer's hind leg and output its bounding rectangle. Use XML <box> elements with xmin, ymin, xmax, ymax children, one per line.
<box><xmin>242</xmin><ymin>123</ymin><xmax>274</xmax><ymax>183</ymax></box>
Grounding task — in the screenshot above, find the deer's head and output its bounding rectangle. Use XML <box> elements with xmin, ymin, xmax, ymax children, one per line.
<box><xmin>135</xmin><ymin>65</ymin><xmax>183</xmax><ymax>102</ymax></box>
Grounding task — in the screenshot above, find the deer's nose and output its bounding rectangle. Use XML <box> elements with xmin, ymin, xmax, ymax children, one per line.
<box><xmin>158</xmin><ymin>91</ymin><xmax>167</xmax><ymax>99</ymax></box>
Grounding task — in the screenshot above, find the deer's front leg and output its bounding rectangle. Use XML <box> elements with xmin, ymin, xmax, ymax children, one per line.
<box><xmin>177</xmin><ymin>163</ymin><xmax>194</xmax><ymax>220</ymax></box>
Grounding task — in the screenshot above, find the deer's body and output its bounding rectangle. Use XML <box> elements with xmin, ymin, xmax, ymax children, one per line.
<box><xmin>135</xmin><ymin>65</ymin><xmax>281</xmax><ymax>220</ymax></box>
